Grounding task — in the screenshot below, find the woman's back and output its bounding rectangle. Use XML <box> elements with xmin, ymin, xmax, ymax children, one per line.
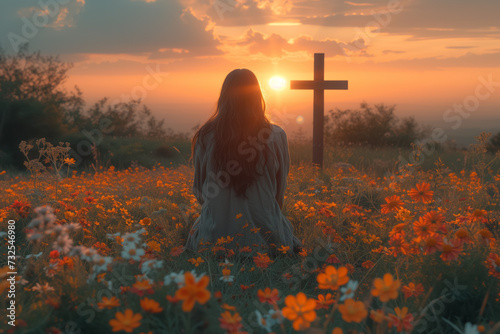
<box><xmin>185</xmin><ymin>123</ymin><xmax>302</xmax><ymax>253</ymax></box>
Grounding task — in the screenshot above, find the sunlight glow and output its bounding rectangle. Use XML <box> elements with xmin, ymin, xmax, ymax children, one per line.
<box><xmin>269</xmin><ymin>76</ymin><xmax>286</xmax><ymax>90</ymax></box>
<box><xmin>268</xmin><ymin>22</ymin><xmax>301</xmax><ymax>26</ymax></box>
<box><xmin>296</xmin><ymin>115</ymin><xmax>304</xmax><ymax>124</ymax></box>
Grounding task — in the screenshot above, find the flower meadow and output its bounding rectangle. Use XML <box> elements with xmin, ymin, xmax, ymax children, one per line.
<box><xmin>0</xmin><ymin>143</ymin><xmax>500</xmax><ymax>333</ymax></box>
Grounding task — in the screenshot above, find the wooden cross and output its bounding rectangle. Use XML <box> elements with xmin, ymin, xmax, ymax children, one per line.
<box><xmin>290</xmin><ymin>53</ymin><xmax>348</xmax><ymax>169</ymax></box>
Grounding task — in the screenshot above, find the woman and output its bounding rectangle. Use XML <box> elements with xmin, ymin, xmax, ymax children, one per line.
<box><xmin>185</xmin><ymin>69</ymin><xmax>302</xmax><ymax>254</ymax></box>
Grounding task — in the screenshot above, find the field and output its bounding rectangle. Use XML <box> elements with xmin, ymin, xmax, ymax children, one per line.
<box><xmin>0</xmin><ymin>139</ymin><xmax>499</xmax><ymax>334</ymax></box>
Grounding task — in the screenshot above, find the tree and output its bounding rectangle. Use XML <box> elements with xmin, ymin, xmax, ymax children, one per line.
<box><xmin>324</xmin><ymin>102</ymin><xmax>423</xmax><ymax>148</ymax></box>
<box><xmin>0</xmin><ymin>44</ymin><xmax>81</xmax><ymax>166</ymax></box>
<box><xmin>487</xmin><ymin>132</ymin><xmax>500</xmax><ymax>153</ymax></box>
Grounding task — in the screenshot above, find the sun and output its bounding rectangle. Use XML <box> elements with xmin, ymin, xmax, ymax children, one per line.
<box><xmin>269</xmin><ymin>76</ymin><xmax>286</xmax><ymax>90</ymax></box>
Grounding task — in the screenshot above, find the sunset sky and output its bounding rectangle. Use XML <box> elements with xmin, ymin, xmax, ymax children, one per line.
<box><xmin>1</xmin><ymin>0</ymin><xmax>499</xmax><ymax>145</ymax></box>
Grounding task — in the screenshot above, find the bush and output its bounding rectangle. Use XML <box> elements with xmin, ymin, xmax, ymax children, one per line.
<box><xmin>487</xmin><ymin>132</ymin><xmax>500</xmax><ymax>153</ymax></box>
<box><xmin>324</xmin><ymin>102</ymin><xmax>425</xmax><ymax>148</ymax></box>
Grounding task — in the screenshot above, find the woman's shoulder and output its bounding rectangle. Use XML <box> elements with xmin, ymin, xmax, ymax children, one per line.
<box><xmin>195</xmin><ymin>130</ymin><xmax>215</xmax><ymax>151</ymax></box>
<box><xmin>269</xmin><ymin>123</ymin><xmax>287</xmax><ymax>144</ymax></box>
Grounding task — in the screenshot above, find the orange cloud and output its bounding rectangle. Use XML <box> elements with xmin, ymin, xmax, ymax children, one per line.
<box><xmin>233</xmin><ymin>29</ymin><xmax>367</xmax><ymax>58</ymax></box>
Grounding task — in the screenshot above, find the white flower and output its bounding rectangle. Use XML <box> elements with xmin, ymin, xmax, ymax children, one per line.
<box><xmin>53</xmin><ymin>234</ymin><xmax>73</xmax><ymax>254</ymax></box>
<box><xmin>164</xmin><ymin>271</ymin><xmax>183</xmax><ymax>286</ymax></box>
<box><xmin>340</xmin><ymin>280</ymin><xmax>358</xmax><ymax>301</ymax></box>
<box><xmin>219</xmin><ymin>259</ymin><xmax>234</xmax><ymax>267</ymax></box>
<box><xmin>66</xmin><ymin>223</ymin><xmax>81</xmax><ymax>232</ymax></box>
<box><xmin>71</xmin><ymin>246</ymin><xmax>98</xmax><ymax>261</ymax></box>
<box><xmin>26</xmin><ymin>230</ymin><xmax>44</xmax><ymax>241</ymax></box>
<box><xmin>25</xmin><ymin>252</ymin><xmax>43</xmax><ymax>259</ymax></box>
<box><xmin>16</xmin><ymin>278</ymin><xmax>29</xmax><ymax>285</ymax></box>
<box><xmin>106</xmin><ymin>232</ymin><xmax>121</xmax><ymax>240</ymax></box>
<box><xmin>121</xmin><ymin>243</ymin><xmax>145</xmax><ymax>261</ymax></box>
<box><xmin>164</xmin><ymin>270</ymin><xmax>205</xmax><ymax>287</ymax></box>
<box><xmin>50</xmin><ymin>225</ymin><xmax>66</xmax><ymax>235</ymax></box>
<box><xmin>463</xmin><ymin>323</ymin><xmax>479</xmax><ymax>334</ymax></box>
<box><xmin>190</xmin><ymin>270</ymin><xmax>207</xmax><ymax>283</ymax></box>
<box><xmin>32</xmin><ymin>282</ymin><xmax>54</xmax><ymax>293</ymax></box>
<box><xmin>141</xmin><ymin>259</ymin><xmax>164</xmax><ymax>275</ymax></box>
<box><xmin>219</xmin><ymin>270</ymin><xmax>234</xmax><ymax>283</ymax></box>
<box><xmin>255</xmin><ymin>310</ymin><xmax>273</xmax><ymax>332</ymax></box>
<box><xmin>92</xmin><ymin>254</ymin><xmax>113</xmax><ymax>273</ymax></box>
<box><xmin>122</xmin><ymin>232</ymin><xmax>141</xmax><ymax>245</ymax></box>
<box><xmin>255</xmin><ymin>309</ymin><xmax>283</xmax><ymax>333</ymax></box>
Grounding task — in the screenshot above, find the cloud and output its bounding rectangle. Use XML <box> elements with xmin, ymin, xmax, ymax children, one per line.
<box><xmin>187</xmin><ymin>0</ymin><xmax>275</xmax><ymax>26</ymax></box>
<box><xmin>230</xmin><ymin>28</ymin><xmax>367</xmax><ymax>58</ymax></box>
<box><xmin>344</xmin><ymin>1</ymin><xmax>375</xmax><ymax>6</ymax></box>
<box><xmin>0</xmin><ymin>0</ymin><xmax>220</xmax><ymax>57</ymax></box>
<box><xmin>382</xmin><ymin>49</ymin><xmax>405</xmax><ymax>54</ymax></box>
<box><xmin>301</xmin><ymin>0</ymin><xmax>500</xmax><ymax>39</ymax></box>
<box><xmin>445</xmin><ymin>46</ymin><xmax>476</xmax><ymax>50</ymax></box>
<box><xmin>373</xmin><ymin>51</ymin><xmax>500</xmax><ymax>69</ymax></box>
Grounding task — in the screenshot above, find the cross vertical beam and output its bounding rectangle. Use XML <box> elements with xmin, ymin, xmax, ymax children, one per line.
<box><xmin>290</xmin><ymin>53</ymin><xmax>348</xmax><ymax>169</ymax></box>
<box><xmin>313</xmin><ymin>53</ymin><xmax>325</xmax><ymax>169</ymax></box>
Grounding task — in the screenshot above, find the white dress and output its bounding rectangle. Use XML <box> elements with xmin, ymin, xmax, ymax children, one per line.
<box><xmin>185</xmin><ymin>123</ymin><xmax>302</xmax><ymax>253</ymax></box>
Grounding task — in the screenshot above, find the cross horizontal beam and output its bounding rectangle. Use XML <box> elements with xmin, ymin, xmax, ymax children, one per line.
<box><xmin>290</xmin><ymin>80</ymin><xmax>348</xmax><ymax>90</ymax></box>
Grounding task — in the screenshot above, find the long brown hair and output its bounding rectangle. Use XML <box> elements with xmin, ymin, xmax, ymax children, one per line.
<box><xmin>190</xmin><ymin>69</ymin><xmax>273</xmax><ymax>199</ymax></box>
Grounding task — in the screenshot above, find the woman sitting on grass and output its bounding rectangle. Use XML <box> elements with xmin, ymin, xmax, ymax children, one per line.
<box><xmin>185</xmin><ymin>68</ymin><xmax>302</xmax><ymax>255</ymax></box>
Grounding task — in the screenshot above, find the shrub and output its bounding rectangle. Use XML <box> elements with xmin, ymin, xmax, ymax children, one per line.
<box><xmin>324</xmin><ymin>102</ymin><xmax>425</xmax><ymax>148</ymax></box>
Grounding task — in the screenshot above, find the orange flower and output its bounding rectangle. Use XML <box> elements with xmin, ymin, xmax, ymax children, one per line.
<box><xmin>98</xmin><ymin>296</ymin><xmax>120</xmax><ymax>309</ymax></box>
<box><xmin>253</xmin><ymin>253</ymin><xmax>273</xmax><ymax>269</ymax></box>
<box><xmin>470</xmin><ymin>209</ymin><xmax>487</xmax><ymax>222</ymax></box>
<box><xmin>413</xmin><ymin>217</ymin><xmax>437</xmax><ymax>238</ymax></box>
<box><xmin>338</xmin><ymin>299</ymin><xmax>368</xmax><ymax>323</ymax></box>
<box><xmin>175</xmin><ymin>272</ymin><xmax>211</xmax><ymax>312</ymax></box>
<box><xmin>422</xmin><ymin>234</ymin><xmax>443</xmax><ymax>254</ymax></box>
<box><xmin>170</xmin><ymin>246</ymin><xmax>184</xmax><ymax>256</ymax></box>
<box><xmin>402</xmin><ymin>282</ymin><xmax>425</xmax><ymax>298</ymax></box>
<box><xmin>257</xmin><ymin>288</ymin><xmax>279</xmax><ymax>305</ymax></box>
<box><xmin>140</xmin><ymin>298</ymin><xmax>163</xmax><ymax>313</ymax></box>
<box><xmin>421</xmin><ymin>210</ymin><xmax>445</xmax><ymax>225</ymax></box>
<box><xmin>188</xmin><ymin>257</ymin><xmax>205</xmax><ymax>266</ymax></box>
<box><xmin>439</xmin><ymin>239</ymin><xmax>462</xmax><ymax>262</ymax></box>
<box><xmin>408</xmin><ymin>182</ymin><xmax>433</xmax><ymax>203</ymax></box>
<box><xmin>219</xmin><ymin>311</ymin><xmax>243</xmax><ymax>333</ymax></box>
<box><xmin>381</xmin><ymin>195</ymin><xmax>404</xmax><ymax>214</ymax></box>
<box><xmin>278</xmin><ymin>245</ymin><xmax>290</xmax><ymax>254</ymax></box>
<box><xmin>139</xmin><ymin>218</ymin><xmax>151</xmax><ymax>226</ymax></box>
<box><xmin>477</xmin><ymin>229</ymin><xmax>495</xmax><ymax>245</ymax></box>
<box><xmin>371</xmin><ymin>273</ymin><xmax>400</xmax><ymax>302</ymax></box>
<box><xmin>317</xmin><ymin>266</ymin><xmax>349</xmax><ymax>290</ymax></box>
<box><xmin>239</xmin><ymin>246</ymin><xmax>252</xmax><ymax>253</ymax></box>
<box><xmin>388</xmin><ymin>307</ymin><xmax>414</xmax><ymax>332</ymax></box>
<box><xmin>109</xmin><ymin>309</ymin><xmax>142</xmax><ymax>333</ymax></box>
<box><xmin>315</xmin><ymin>293</ymin><xmax>335</xmax><ymax>310</ymax></box>
<box><xmin>131</xmin><ymin>279</ymin><xmax>154</xmax><ymax>296</ymax></box>
<box><xmin>281</xmin><ymin>292</ymin><xmax>317</xmax><ymax>331</ymax></box>
<box><xmin>221</xmin><ymin>303</ymin><xmax>236</xmax><ymax>311</ymax></box>
<box><xmin>362</xmin><ymin>260</ymin><xmax>375</xmax><ymax>269</ymax></box>
<box><xmin>370</xmin><ymin>309</ymin><xmax>386</xmax><ymax>323</ymax></box>
<box><xmin>454</xmin><ymin>228</ymin><xmax>472</xmax><ymax>246</ymax></box>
